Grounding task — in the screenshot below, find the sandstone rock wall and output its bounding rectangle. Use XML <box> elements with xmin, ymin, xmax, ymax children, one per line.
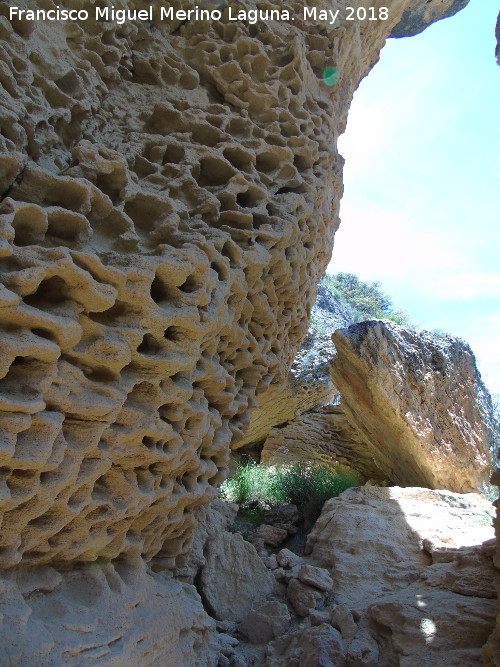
<box><xmin>0</xmin><ymin>0</ymin><xmax>460</xmax><ymax>572</ymax></box>
<box><xmin>0</xmin><ymin>559</ymin><xmax>217</xmax><ymax>666</ymax></box>
<box><xmin>0</xmin><ymin>0</ymin><xmax>484</xmax><ymax>663</ymax></box>
<box><xmin>260</xmin><ymin>404</ymin><xmax>387</xmax><ymax>482</ymax></box>
<box><xmin>234</xmin><ymin>279</ymin><xmax>353</xmax><ymax>450</ymax></box>
<box><xmin>1</xmin><ymin>0</ymin><xmax>349</xmax><ymax>571</ymax></box>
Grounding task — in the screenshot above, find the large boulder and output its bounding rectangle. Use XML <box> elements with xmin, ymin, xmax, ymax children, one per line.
<box><xmin>198</xmin><ymin>531</ymin><xmax>275</xmax><ymax>622</ymax></box>
<box><xmin>172</xmin><ymin>498</ymin><xmax>239</xmax><ymax>583</ymax></box>
<box><xmin>306</xmin><ymin>486</ymin><xmax>497</xmax><ymax>666</ymax></box>
<box><xmin>331</xmin><ymin>321</ymin><xmax>494</xmax><ymax>492</ymax></box>
<box><xmin>266</xmin><ymin>623</ymin><xmax>345</xmax><ymax>667</ymax></box>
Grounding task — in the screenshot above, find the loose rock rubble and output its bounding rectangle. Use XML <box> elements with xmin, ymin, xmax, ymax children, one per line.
<box><xmin>189</xmin><ymin>486</ymin><xmax>497</xmax><ymax>666</ymax></box>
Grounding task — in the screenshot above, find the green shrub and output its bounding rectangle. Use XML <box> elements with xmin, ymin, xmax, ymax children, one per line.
<box><xmin>322</xmin><ymin>272</ymin><xmax>416</xmax><ymax>328</ymax></box>
<box><xmin>375</xmin><ymin>308</ymin><xmax>412</xmax><ymax>326</ymax></box>
<box><xmin>220</xmin><ymin>460</ymin><xmax>359</xmax><ymax>515</ymax></box>
<box><xmin>310</xmin><ymin>317</ymin><xmax>328</xmax><ymax>335</ymax></box>
<box><xmin>324</xmin><ymin>272</ymin><xmax>392</xmax><ymax>318</ymax></box>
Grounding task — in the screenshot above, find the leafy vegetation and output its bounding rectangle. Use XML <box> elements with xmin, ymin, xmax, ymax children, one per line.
<box><xmin>219</xmin><ymin>460</ymin><xmax>359</xmax><ymax>516</ymax></box>
<box><xmin>322</xmin><ymin>271</ymin><xmax>415</xmax><ymax>327</ymax></box>
<box><xmin>309</xmin><ymin>316</ymin><xmax>328</xmax><ymax>335</ymax></box>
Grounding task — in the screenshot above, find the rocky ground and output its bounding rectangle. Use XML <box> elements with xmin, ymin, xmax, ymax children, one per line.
<box><xmin>184</xmin><ymin>487</ymin><xmax>497</xmax><ymax>666</ymax></box>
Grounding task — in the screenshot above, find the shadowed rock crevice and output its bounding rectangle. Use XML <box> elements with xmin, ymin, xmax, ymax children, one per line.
<box><xmin>330</xmin><ymin>320</ymin><xmax>494</xmax><ymax>492</ymax></box>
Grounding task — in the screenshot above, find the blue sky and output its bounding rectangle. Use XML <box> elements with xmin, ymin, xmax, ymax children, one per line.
<box><xmin>328</xmin><ymin>0</ymin><xmax>500</xmax><ymax>393</ymax></box>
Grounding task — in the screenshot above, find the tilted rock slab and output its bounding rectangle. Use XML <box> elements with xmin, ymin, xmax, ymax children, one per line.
<box><xmin>331</xmin><ymin>320</ymin><xmax>493</xmax><ymax>492</ymax></box>
<box><xmin>306</xmin><ymin>486</ymin><xmax>497</xmax><ymax>666</ymax></box>
<box><xmin>0</xmin><ymin>0</ymin><xmax>476</xmax><ymax>662</ymax></box>
<box><xmin>233</xmin><ymin>374</ymin><xmax>337</xmax><ymax>450</ymax></box>
<box><xmin>261</xmin><ymin>404</ymin><xmax>387</xmax><ymax>482</ymax></box>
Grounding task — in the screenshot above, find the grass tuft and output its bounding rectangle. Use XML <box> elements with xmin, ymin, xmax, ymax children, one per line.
<box><xmin>220</xmin><ymin>460</ymin><xmax>359</xmax><ymax>516</ymax></box>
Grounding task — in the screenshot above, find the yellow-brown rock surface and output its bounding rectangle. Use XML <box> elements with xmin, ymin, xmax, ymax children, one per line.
<box><xmin>234</xmin><ymin>279</ymin><xmax>353</xmax><ymax>450</ymax></box>
<box><xmin>306</xmin><ymin>486</ymin><xmax>497</xmax><ymax>666</ymax></box>
<box><xmin>331</xmin><ymin>321</ymin><xmax>493</xmax><ymax>493</ymax></box>
<box><xmin>484</xmin><ymin>468</ymin><xmax>500</xmax><ymax>666</ymax></box>
<box><xmin>261</xmin><ymin>404</ymin><xmax>386</xmax><ymax>482</ymax></box>
<box><xmin>0</xmin><ymin>0</ymin><xmax>488</xmax><ymax>663</ymax></box>
<box><xmin>0</xmin><ymin>0</ymin><xmax>465</xmax><ymax>571</ymax></box>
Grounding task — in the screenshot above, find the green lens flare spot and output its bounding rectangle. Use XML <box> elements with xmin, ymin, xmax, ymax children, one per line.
<box><xmin>322</xmin><ymin>67</ymin><xmax>339</xmax><ymax>87</ymax></box>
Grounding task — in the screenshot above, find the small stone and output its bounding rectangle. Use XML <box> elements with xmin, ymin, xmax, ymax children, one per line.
<box><xmin>308</xmin><ymin>609</ymin><xmax>331</xmax><ymax>627</ymax></box>
<box><xmin>346</xmin><ymin>629</ymin><xmax>379</xmax><ymax>666</ymax></box>
<box><xmin>239</xmin><ymin>601</ymin><xmax>291</xmax><ymax>644</ymax></box>
<box><xmin>229</xmin><ymin>656</ymin><xmax>247</xmax><ymax>667</ymax></box>
<box><xmin>298</xmin><ymin>564</ymin><xmax>333</xmax><ymax>592</ymax></box>
<box><xmin>264</xmin><ymin>504</ymin><xmax>301</xmax><ymax>526</ymax></box>
<box><xmin>277</xmin><ymin>548</ymin><xmax>303</xmax><ymax>569</ymax></box>
<box><xmin>216</xmin><ymin>620</ymin><xmax>238</xmax><ymax>635</ymax></box>
<box><xmin>263</xmin><ymin>554</ymin><xmax>278</xmax><ymax>570</ymax></box>
<box><xmin>218</xmin><ymin>633</ymin><xmax>239</xmax><ymax>648</ymax></box>
<box><xmin>251</xmin><ymin>524</ymin><xmax>288</xmax><ymax>547</ymax></box>
<box><xmin>273</xmin><ymin>567</ymin><xmax>291</xmax><ymax>583</ymax></box>
<box><xmin>267</xmin><ymin>623</ymin><xmax>345</xmax><ymax>665</ymax></box>
<box><xmin>218</xmin><ymin>633</ymin><xmax>239</xmax><ymax>657</ymax></box>
<box><xmin>287</xmin><ymin>578</ymin><xmax>324</xmax><ymax>617</ymax></box>
<box><xmin>330</xmin><ymin>604</ymin><xmax>357</xmax><ymax>640</ymax></box>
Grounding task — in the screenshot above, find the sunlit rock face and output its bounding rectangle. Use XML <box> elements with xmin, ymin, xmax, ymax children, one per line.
<box><xmin>331</xmin><ymin>321</ymin><xmax>494</xmax><ymax>493</ymax></box>
<box><xmin>306</xmin><ymin>486</ymin><xmax>497</xmax><ymax>667</ymax></box>
<box><xmin>0</xmin><ymin>0</ymin><xmax>483</xmax><ymax>663</ymax></box>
